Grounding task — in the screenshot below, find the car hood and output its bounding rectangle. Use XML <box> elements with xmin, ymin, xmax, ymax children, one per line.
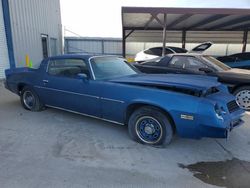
<box><xmin>218</xmin><ymin>68</ymin><xmax>250</xmax><ymax>80</ymax></box>
<box><xmin>110</xmin><ymin>74</ymin><xmax>220</xmax><ymax>93</ymax></box>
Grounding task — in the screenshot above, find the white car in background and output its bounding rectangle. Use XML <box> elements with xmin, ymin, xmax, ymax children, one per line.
<box><xmin>135</xmin><ymin>42</ymin><xmax>212</xmax><ymax>62</ymax></box>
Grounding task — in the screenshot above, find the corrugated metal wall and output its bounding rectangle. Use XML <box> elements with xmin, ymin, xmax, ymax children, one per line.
<box><xmin>8</xmin><ymin>0</ymin><xmax>62</xmax><ymax>68</ymax></box>
<box><xmin>65</xmin><ymin>37</ymin><xmax>122</xmax><ymax>56</ymax></box>
<box><xmin>65</xmin><ymin>37</ymin><xmax>250</xmax><ymax>58</ymax></box>
<box><xmin>0</xmin><ymin>2</ymin><xmax>10</xmax><ymax>79</ymax></box>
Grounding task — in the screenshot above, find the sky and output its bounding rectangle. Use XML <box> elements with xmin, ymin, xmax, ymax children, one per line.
<box><xmin>60</xmin><ymin>0</ymin><xmax>250</xmax><ymax>38</ymax></box>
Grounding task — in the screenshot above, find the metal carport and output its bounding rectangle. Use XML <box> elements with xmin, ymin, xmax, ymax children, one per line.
<box><xmin>121</xmin><ymin>7</ymin><xmax>250</xmax><ymax>57</ymax></box>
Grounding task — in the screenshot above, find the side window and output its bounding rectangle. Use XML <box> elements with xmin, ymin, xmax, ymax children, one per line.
<box><xmin>144</xmin><ymin>47</ymin><xmax>174</xmax><ymax>56</ymax></box>
<box><xmin>144</xmin><ymin>49</ymin><xmax>154</xmax><ymax>55</ymax></box>
<box><xmin>168</xmin><ymin>56</ymin><xmax>187</xmax><ymax>69</ymax></box>
<box><xmin>169</xmin><ymin>56</ymin><xmax>207</xmax><ymax>71</ymax></box>
<box><xmin>157</xmin><ymin>56</ymin><xmax>171</xmax><ymax>66</ymax></box>
<box><xmin>48</xmin><ymin>59</ymin><xmax>89</xmax><ymax>78</ymax></box>
<box><xmin>169</xmin><ymin>47</ymin><xmax>187</xmax><ymax>53</ymax></box>
<box><xmin>185</xmin><ymin>57</ymin><xmax>208</xmax><ymax>71</ymax></box>
<box><xmin>164</xmin><ymin>48</ymin><xmax>174</xmax><ymax>54</ymax></box>
<box><xmin>150</xmin><ymin>48</ymin><xmax>162</xmax><ymax>56</ymax></box>
<box><xmin>145</xmin><ymin>48</ymin><xmax>162</xmax><ymax>56</ymax></box>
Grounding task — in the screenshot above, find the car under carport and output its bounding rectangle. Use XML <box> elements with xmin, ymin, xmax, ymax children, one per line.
<box><xmin>121</xmin><ymin>7</ymin><xmax>250</xmax><ymax>57</ymax></box>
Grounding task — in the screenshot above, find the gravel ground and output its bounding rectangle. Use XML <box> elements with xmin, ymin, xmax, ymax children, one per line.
<box><xmin>0</xmin><ymin>82</ymin><xmax>250</xmax><ymax>188</ymax></box>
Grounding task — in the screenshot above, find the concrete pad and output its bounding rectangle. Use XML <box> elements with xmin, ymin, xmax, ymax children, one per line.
<box><xmin>0</xmin><ymin>82</ymin><xmax>249</xmax><ymax>188</ymax></box>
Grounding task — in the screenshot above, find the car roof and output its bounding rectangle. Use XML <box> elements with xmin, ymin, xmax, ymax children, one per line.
<box><xmin>147</xmin><ymin>46</ymin><xmax>183</xmax><ymax>49</ymax></box>
<box><xmin>144</xmin><ymin>46</ymin><xmax>188</xmax><ymax>53</ymax></box>
<box><xmin>47</xmin><ymin>54</ymin><xmax>122</xmax><ymax>61</ymax></box>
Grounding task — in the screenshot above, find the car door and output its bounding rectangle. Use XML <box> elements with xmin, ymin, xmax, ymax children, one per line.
<box><xmin>39</xmin><ymin>58</ymin><xmax>101</xmax><ymax>117</ymax></box>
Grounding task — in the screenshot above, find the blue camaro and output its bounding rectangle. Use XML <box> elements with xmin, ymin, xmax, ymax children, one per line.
<box><xmin>4</xmin><ymin>55</ymin><xmax>244</xmax><ymax>145</ymax></box>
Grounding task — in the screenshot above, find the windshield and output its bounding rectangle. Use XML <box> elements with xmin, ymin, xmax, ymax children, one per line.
<box><xmin>90</xmin><ymin>56</ymin><xmax>138</xmax><ymax>80</ymax></box>
<box><xmin>202</xmin><ymin>56</ymin><xmax>231</xmax><ymax>71</ymax></box>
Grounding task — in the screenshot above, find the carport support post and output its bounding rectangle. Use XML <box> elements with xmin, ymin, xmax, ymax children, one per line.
<box><xmin>182</xmin><ymin>30</ymin><xmax>186</xmax><ymax>49</ymax></box>
<box><xmin>242</xmin><ymin>30</ymin><xmax>248</xmax><ymax>53</ymax></box>
<box><xmin>162</xmin><ymin>14</ymin><xmax>167</xmax><ymax>56</ymax></box>
<box><xmin>122</xmin><ymin>28</ymin><xmax>126</xmax><ymax>58</ymax></box>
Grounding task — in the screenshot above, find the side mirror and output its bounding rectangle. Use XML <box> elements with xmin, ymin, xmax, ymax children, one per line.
<box><xmin>77</xmin><ymin>73</ymin><xmax>88</xmax><ymax>80</ymax></box>
<box><xmin>199</xmin><ymin>67</ymin><xmax>213</xmax><ymax>73</ymax></box>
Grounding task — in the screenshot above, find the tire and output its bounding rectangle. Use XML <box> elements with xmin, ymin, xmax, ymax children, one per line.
<box><xmin>128</xmin><ymin>106</ymin><xmax>173</xmax><ymax>146</ymax></box>
<box><xmin>233</xmin><ymin>86</ymin><xmax>250</xmax><ymax>110</ymax></box>
<box><xmin>20</xmin><ymin>86</ymin><xmax>44</xmax><ymax>111</ymax></box>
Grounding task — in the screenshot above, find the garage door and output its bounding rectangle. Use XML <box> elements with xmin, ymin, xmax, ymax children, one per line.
<box><xmin>0</xmin><ymin>3</ymin><xmax>10</xmax><ymax>79</ymax></box>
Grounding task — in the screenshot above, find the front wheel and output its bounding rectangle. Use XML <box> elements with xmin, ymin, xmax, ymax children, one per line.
<box><xmin>20</xmin><ymin>86</ymin><xmax>44</xmax><ymax>111</ymax></box>
<box><xmin>128</xmin><ymin>106</ymin><xmax>173</xmax><ymax>146</ymax></box>
<box><xmin>233</xmin><ymin>86</ymin><xmax>250</xmax><ymax>110</ymax></box>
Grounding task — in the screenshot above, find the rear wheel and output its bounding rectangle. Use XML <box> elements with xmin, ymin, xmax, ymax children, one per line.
<box><xmin>128</xmin><ymin>106</ymin><xmax>173</xmax><ymax>146</ymax></box>
<box><xmin>20</xmin><ymin>86</ymin><xmax>44</xmax><ymax>111</ymax></box>
<box><xmin>233</xmin><ymin>86</ymin><xmax>250</xmax><ymax>110</ymax></box>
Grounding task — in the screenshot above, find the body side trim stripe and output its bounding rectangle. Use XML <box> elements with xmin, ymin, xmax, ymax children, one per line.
<box><xmin>34</xmin><ymin>86</ymin><xmax>99</xmax><ymax>99</ymax></box>
<box><xmin>35</xmin><ymin>86</ymin><xmax>125</xmax><ymax>103</ymax></box>
<box><xmin>100</xmin><ymin>97</ymin><xmax>125</xmax><ymax>103</ymax></box>
<box><xmin>46</xmin><ymin>105</ymin><xmax>124</xmax><ymax>125</ymax></box>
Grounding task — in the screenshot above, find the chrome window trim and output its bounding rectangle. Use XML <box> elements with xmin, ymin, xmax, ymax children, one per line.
<box><xmin>166</xmin><ymin>47</ymin><xmax>176</xmax><ymax>54</ymax></box>
<box><xmin>46</xmin><ymin>58</ymin><xmax>88</xmax><ymax>75</ymax></box>
<box><xmin>46</xmin><ymin>105</ymin><xmax>124</xmax><ymax>125</ymax></box>
<box><xmin>100</xmin><ymin>97</ymin><xmax>125</xmax><ymax>104</ymax></box>
<box><xmin>35</xmin><ymin>86</ymin><xmax>125</xmax><ymax>103</ymax></box>
<box><xmin>88</xmin><ymin>57</ymin><xmax>96</xmax><ymax>80</ymax></box>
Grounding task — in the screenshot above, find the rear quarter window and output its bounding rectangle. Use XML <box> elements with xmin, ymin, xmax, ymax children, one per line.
<box><xmin>48</xmin><ymin>59</ymin><xmax>89</xmax><ymax>78</ymax></box>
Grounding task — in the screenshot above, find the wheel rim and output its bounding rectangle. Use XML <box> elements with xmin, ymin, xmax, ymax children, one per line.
<box><xmin>235</xmin><ymin>90</ymin><xmax>250</xmax><ymax>110</ymax></box>
<box><xmin>23</xmin><ymin>91</ymin><xmax>35</xmax><ymax>109</ymax></box>
<box><xmin>135</xmin><ymin>116</ymin><xmax>163</xmax><ymax>144</ymax></box>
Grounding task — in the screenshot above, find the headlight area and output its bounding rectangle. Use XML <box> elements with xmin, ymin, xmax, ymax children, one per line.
<box><xmin>196</xmin><ymin>100</ymin><xmax>228</xmax><ymax>126</ymax></box>
<box><xmin>214</xmin><ymin>103</ymin><xmax>227</xmax><ymax>121</ymax></box>
<box><xmin>193</xmin><ymin>100</ymin><xmax>244</xmax><ymax>139</ymax></box>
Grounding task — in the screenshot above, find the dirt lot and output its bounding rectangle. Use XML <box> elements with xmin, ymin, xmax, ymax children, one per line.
<box><xmin>0</xmin><ymin>82</ymin><xmax>250</xmax><ymax>188</ymax></box>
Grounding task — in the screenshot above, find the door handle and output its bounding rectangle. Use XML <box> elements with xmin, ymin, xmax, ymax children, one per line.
<box><xmin>43</xmin><ymin>80</ymin><xmax>49</xmax><ymax>83</ymax></box>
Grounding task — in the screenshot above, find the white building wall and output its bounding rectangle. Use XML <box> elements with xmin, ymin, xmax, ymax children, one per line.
<box><xmin>0</xmin><ymin>2</ymin><xmax>10</xmax><ymax>79</ymax></box>
<box><xmin>8</xmin><ymin>0</ymin><xmax>62</xmax><ymax>67</ymax></box>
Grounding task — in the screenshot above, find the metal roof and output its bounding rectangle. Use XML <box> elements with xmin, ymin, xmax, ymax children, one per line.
<box><xmin>122</xmin><ymin>7</ymin><xmax>250</xmax><ymax>31</ymax></box>
<box><xmin>121</xmin><ymin>7</ymin><xmax>250</xmax><ymax>56</ymax></box>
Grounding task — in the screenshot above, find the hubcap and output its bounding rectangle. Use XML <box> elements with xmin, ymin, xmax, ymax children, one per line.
<box><xmin>135</xmin><ymin>116</ymin><xmax>163</xmax><ymax>144</ymax></box>
<box><xmin>144</xmin><ymin>124</ymin><xmax>155</xmax><ymax>135</ymax></box>
<box><xmin>23</xmin><ymin>91</ymin><xmax>35</xmax><ymax>109</ymax></box>
<box><xmin>235</xmin><ymin>90</ymin><xmax>250</xmax><ymax>110</ymax></box>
